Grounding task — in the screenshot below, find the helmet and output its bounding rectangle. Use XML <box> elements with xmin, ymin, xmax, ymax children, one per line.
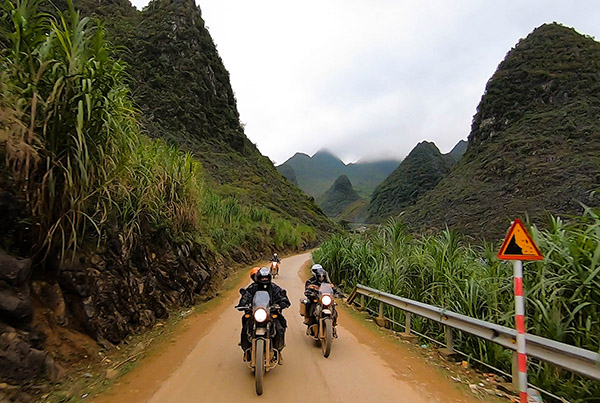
<box><xmin>311</xmin><ymin>264</ymin><xmax>326</xmax><ymax>282</ymax></box>
<box><xmin>273</xmin><ymin>253</ymin><xmax>278</xmax><ymax>258</ymax></box>
<box><xmin>256</xmin><ymin>267</ymin><xmax>272</xmax><ymax>285</ymax></box>
<box><xmin>250</xmin><ymin>267</ymin><xmax>260</xmax><ymax>282</ymax></box>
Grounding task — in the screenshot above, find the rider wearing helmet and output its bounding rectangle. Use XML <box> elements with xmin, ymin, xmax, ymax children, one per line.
<box><xmin>237</xmin><ymin>267</ymin><xmax>291</xmax><ymax>362</ymax></box>
<box><xmin>270</xmin><ymin>253</ymin><xmax>281</xmax><ymax>263</ymax></box>
<box><xmin>303</xmin><ymin>264</ymin><xmax>338</xmax><ymax>327</ymax></box>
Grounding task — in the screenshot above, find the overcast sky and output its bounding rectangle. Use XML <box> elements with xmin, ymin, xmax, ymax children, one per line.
<box><xmin>130</xmin><ymin>1</ymin><xmax>600</xmax><ymax>165</ymax></box>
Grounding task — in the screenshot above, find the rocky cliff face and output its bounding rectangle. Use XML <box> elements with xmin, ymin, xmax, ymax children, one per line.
<box><xmin>0</xmin><ymin>250</ymin><xmax>64</xmax><ymax>384</ymax></box>
<box><xmin>404</xmin><ymin>23</ymin><xmax>600</xmax><ymax>239</ymax></box>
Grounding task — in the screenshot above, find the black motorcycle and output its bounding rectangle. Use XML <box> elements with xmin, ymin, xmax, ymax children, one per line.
<box><xmin>237</xmin><ymin>290</ymin><xmax>281</xmax><ymax>395</ymax></box>
<box><xmin>301</xmin><ymin>283</ymin><xmax>338</xmax><ymax>358</ymax></box>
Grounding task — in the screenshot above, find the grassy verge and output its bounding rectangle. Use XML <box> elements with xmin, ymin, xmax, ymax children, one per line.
<box><xmin>313</xmin><ymin>210</ymin><xmax>600</xmax><ymax>402</ymax></box>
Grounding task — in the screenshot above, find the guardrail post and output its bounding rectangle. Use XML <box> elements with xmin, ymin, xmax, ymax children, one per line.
<box><xmin>440</xmin><ymin>325</ymin><xmax>456</xmax><ymax>358</ymax></box>
<box><xmin>359</xmin><ymin>295</ymin><xmax>365</xmax><ymax>311</ymax></box>
<box><xmin>375</xmin><ymin>301</ymin><xmax>388</xmax><ymax>328</ymax></box>
<box><xmin>399</xmin><ymin>312</ymin><xmax>417</xmax><ymax>342</ymax></box>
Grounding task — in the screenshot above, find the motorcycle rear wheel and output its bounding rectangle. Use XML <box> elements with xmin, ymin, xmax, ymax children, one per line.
<box><xmin>322</xmin><ymin>318</ymin><xmax>332</xmax><ymax>358</ymax></box>
<box><xmin>255</xmin><ymin>339</ymin><xmax>265</xmax><ymax>395</ymax></box>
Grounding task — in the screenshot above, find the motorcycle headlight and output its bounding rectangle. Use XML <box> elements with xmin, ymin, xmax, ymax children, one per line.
<box><xmin>321</xmin><ymin>295</ymin><xmax>333</xmax><ymax>306</ymax></box>
<box><xmin>254</xmin><ymin>308</ymin><xmax>268</xmax><ymax>323</ymax></box>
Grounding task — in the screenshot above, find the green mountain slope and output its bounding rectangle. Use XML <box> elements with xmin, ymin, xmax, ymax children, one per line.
<box><xmin>277</xmin><ymin>149</ymin><xmax>400</xmax><ymax>198</ymax></box>
<box><xmin>86</xmin><ymin>0</ymin><xmax>333</xmax><ymax>232</ymax></box>
<box><xmin>317</xmin><ymin>175</ymin><xmax>362</xmax><ymax>217</ymax></box>
<box><xmin>404</xmin><ymin>23</ymin><xmax>600</xmax><ymax>240</ymax></box>
<box><xmin>336</xmin><ymin>199</ymin><xmax>370</xmax><ymax>224</ymax></box>
<box><xmin>367</xmin><ymin>141</ymin><xmax>455</xmax><ymax>222</ymax></box>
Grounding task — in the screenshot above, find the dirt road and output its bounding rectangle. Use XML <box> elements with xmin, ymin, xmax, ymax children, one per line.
<box><xmin>97</xmin><ymin>252</ymin><xmax>477</xmax><ymax>402</ymax></box>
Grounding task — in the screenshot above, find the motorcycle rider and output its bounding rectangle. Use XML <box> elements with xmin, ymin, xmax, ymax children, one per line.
<box><xmin>303</xmin><ymin>264</ymin><xmax>339</xmax><ymax>328</ymax></box>
<box><xmin>238</xmin><ymin>267</ymin><xmax>290</xmax><ymax>362</ymax></box>
<box><xmin>270</xmin><ymin>253</ymin><xmax>281</xmax><ymax>263</ymax></box>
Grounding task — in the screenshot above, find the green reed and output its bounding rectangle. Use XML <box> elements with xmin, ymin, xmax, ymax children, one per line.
<box><xmin>313</xmin><ymin>211</ymin><xmax>600</xmax><ymax>401</ymax></box>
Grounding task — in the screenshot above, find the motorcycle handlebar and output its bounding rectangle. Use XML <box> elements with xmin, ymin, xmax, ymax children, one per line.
<box><xmin>236</xmin><ymin>304</ymin><xmax>281</xmax><ymax>313</ymax></box>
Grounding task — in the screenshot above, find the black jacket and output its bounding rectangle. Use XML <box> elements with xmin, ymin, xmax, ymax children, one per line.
<box><xmin>238</xmin><ymin>282</ymin><xmax>291</xmax><ymax>310</ymax></box>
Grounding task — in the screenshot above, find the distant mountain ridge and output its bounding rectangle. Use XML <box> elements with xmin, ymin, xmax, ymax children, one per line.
<box><xmin>277</xmin><ymin>149</ymin><xmax>400</xmax><ymax>198</ymax></box>
<box><xmin>403</xmin><ymin>23</ymin><xmax>600</xmax><ymax>239</ymax></box>
<box><xmin>367</xmin><ymin>141</ymin><xmax>456</xmax><ymax>222</ymax></box>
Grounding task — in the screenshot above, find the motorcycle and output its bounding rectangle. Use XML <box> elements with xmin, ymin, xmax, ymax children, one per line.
<box><xmin>300</xmin><ymin>283</ymin><xmax>338</xmax><ymax>358</ymax></box>
<box><xmin>237</xmin><ymin>290</ymin><xmax>281</xmax><ymax>395</ymax></box>
<box><xmin>270</xmin><ymin>261</ymin><xmax>280</xmax><ymax>277</ymax></box>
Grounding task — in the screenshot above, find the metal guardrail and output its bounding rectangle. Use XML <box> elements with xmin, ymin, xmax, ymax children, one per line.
<box><xmin>347</xmin><ymin>284</ymin><xmax>600</xmax><ymax>384</ymax></box>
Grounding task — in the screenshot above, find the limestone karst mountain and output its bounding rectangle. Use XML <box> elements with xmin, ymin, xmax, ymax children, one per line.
<box><xmin>404</xmin><ymin>23</ymin><xmax>600</xmax><ymax>239</ymax></box>
<box><xmin>277</xmin><ymin>149</ymin><xmax>400</xmax><ymax>198</ymax></box>
<box><xmin>367</xmin><ymin>141</ymin><xmax>456</xmax><ymax>222</ymax></box>
<box><xmin>317</xmin><ymin>175</ymin><xmax>362</xmax><ymax>217</ymax></box>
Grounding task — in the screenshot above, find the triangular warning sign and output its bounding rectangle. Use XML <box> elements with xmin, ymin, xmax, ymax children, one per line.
<box><xmin>498</xmin><ymin>218</ymin><xmax>543</xmax><ymax>260</ymax></box>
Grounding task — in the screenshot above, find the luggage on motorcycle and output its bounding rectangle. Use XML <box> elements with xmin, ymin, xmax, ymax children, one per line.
<box><xmin>299</xmin><ymin>298</ymin><xmax>309</xmax><ymax>316</ymax></box>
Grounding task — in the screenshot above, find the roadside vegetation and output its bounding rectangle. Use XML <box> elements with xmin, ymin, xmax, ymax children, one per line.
<box><xmin>313</xmin><ymin>210</ymin><xmax>600</xmax><ymax>401</ymax></box>
<box><xmin>0</xmin><ymin>0</ymin><xmax>316</xmax><ymax>261</ymax></box>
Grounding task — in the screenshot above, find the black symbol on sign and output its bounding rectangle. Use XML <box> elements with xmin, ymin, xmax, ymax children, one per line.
<box><xmin>505</xmin><ymin>235</ymin><xmax>522</xmax><ymax>255</ymax></box>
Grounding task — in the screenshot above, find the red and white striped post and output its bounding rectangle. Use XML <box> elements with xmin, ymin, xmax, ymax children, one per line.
<box><xmin>513</xmin><ymin>259</ymin><xmax>528</xmax><ymax>403</ymax></box>
<box><xmin>497</xmin><ymin>218</ymin><xmax>543</xmax><ymax>403</ymax></box>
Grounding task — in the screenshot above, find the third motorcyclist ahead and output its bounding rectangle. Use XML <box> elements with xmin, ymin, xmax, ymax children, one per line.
<box><xmin>270</xmin><ymin>253</ymin><xmax>281</xmax><ymax>263</ymax></box>
<box><xmin>303</xmin><ymin>264</ymin><xmax>340</xmax><ymax>328</ymax></box>
<box><xmin>238</xmin><ymin>267</ymin><xmax>290</xmax><ymax>361</ymax></box>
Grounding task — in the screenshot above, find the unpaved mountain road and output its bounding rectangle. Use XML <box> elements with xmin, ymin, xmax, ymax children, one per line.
<box><xmin>96</xmin><ymin>252</ymin><xmax>478</xmax><ymax>402</ymax></box>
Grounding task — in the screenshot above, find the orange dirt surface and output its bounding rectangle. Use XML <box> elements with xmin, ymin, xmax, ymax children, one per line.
<box><xmin>94</xmin><ymin>252</ymin><xmax>479</xmax><ymax>402</ymax></box>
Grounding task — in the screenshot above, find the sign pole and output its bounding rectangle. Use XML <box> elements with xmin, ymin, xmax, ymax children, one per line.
<box><xmin>513</xmin><ymin>259</ymin><xmax>528</xmax><ymax>403</ymax></box>
<box><xmin>498</xmin><ymin>218</ymin><xmax>542</xmax><ymax>402</ymax></box>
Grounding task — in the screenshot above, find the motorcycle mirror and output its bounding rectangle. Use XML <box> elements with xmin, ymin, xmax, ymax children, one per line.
<box><xmin>239</xmin><ymin>288</ymin><xmax>245</xmax><ymax>295</ymax></box>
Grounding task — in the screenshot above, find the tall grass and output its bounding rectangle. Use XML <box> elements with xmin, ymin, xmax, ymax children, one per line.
<box><xmin>0</xmin><ymin>0</ymin><xmax>318</xmax><ymax>261</ymax></box>
<box><xmin>1</xmin><ymin>0</ymin><xmax>138</xmax><ymax>257</ymax></box>
<box><xmin>313</xmin><ymin>212</ymin><xmax>600</xmax><ymax>401</ymax></box>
